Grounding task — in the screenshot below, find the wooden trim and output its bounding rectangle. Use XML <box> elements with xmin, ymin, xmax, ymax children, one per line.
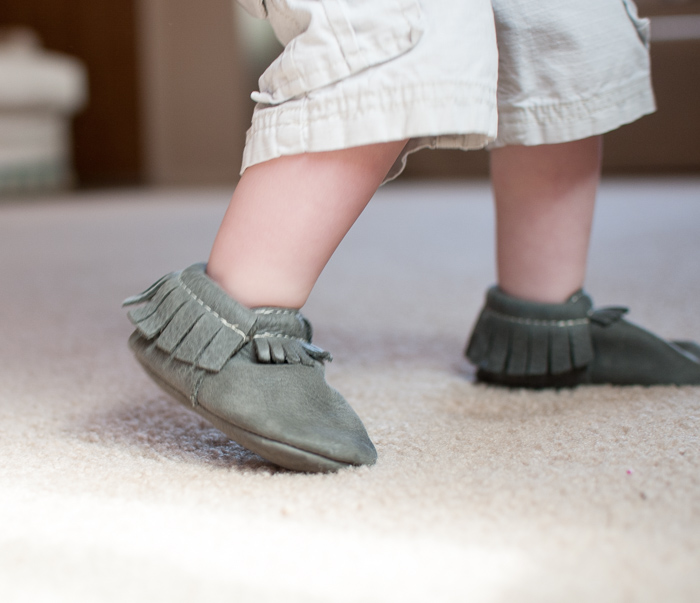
<box><xmin>637</xmin><ymin>1</ymin><xmax>700</xmax><ymax>17</ymax></box>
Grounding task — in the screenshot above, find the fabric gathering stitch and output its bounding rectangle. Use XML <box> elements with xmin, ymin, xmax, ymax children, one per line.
<box><xmin>483</xmin><ymin>310</ymin><xmax>591</xmax><ymax>328</ymax></box>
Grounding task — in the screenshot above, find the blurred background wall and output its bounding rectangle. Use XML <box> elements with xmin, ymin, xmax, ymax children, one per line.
<box><xmin>0</xmin><ymin>0</ymin><xmax>698</xmax><ymax>189</ymax></box>
<box><xmin>0</xmin><ymin>0</ymin><xmax>142</xmax><ymax>187</ymax></box>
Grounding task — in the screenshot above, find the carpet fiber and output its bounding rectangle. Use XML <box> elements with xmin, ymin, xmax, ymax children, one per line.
<box><xmin>1</xmin><ymin>179</ymin><xmax>699</xmax><ymax>602</ymax></box>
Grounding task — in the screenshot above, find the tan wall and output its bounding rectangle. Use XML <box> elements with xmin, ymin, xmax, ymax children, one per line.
<box><xmin>137</xmin><ymin>0</ymin><xmax>250</xmax><ymax>185</ymax></box>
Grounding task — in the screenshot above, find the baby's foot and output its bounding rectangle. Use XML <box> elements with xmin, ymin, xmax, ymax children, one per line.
<box><xmin>466</xmin><ymin>287</ymin><xmax>700</xmax><ymax>387</ymax></box>
<box><xmin>124</xmin><ymin>263</ymin><xmax>377</xmax><ymax>472</ymax></box>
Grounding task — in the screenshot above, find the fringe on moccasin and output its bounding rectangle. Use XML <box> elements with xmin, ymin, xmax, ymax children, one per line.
<box><xmin>466</xmin><ymin>286</ymin><xmax>700</xmax><ymax>387</ymax></box>
<box><xmin>123</xmin><ymin>264</ymin><xmax>331</xmax><ymax>373</ymax></box>
<box><xmin>466</xmin><ymin>287</ymin><xmax>599</xmax><ymax>377</ymax></box>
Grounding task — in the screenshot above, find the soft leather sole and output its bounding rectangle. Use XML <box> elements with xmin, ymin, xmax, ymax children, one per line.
<box><xmin>675</xmin><ymin>341</ymin><xmax>700</xmax><ymax>360</ymax></box>
<box><xmin>476</xmin><ymin>367</ymin><xmax>588</xmax><ymax>389</ymax></box>
<box><xmin>139</xmin><ymin>362</ymin><xmax>352</xmax><ymax>473</ymax></box>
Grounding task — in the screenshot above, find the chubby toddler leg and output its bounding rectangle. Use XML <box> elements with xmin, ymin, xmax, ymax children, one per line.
<box><xmin>123</xmin><ymin>143</ymin><xmax>406</xmax><ymax>472</ymax></box>
<box><xmin>208</xmin><ymin>141</ymin><xmax>408</xmax><ymax>309</ymax></box>
<box><xmin>491</xmin><ymin>136</ymin><xmax>601</xmax><ymax>304</ymax></box>
<box><xmin>465</xmin><ymin>137</ymin><xmax>700</xmax><ymax>386</ymax></box>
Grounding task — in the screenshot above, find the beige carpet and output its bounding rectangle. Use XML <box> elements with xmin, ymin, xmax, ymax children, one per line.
<box><xmin>1</xmin><ymin>178</ymin><xmax>699</xmax><ymax>602</ymax></box>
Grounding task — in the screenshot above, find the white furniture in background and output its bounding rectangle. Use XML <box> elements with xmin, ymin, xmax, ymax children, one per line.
<box><xmin>0</xmin><ymin>29</ymin><xmax>87</xmax><ymax>194</ymax></box>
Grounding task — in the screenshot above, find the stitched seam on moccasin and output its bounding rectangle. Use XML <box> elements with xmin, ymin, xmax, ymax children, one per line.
<box><xmin>191</xmin><ymin>369</ymin><xmax>206</xmax><ymax>407</ymax></box>
<box><xmin>179</xmin><ymin>279</ymin><xmax>250</xmax><ymax>340</ymax></box>
<box><xmin>253</xmin><ymin>308</ymin><xmax>300</xmax><ymax>316</ymax></box>
<box><xmin>486</xmin><ymin>309</ymin><xmax>590</xmax><ymax>327</ymax></box>
<box><xmin>253</xmin><ymin>333</ymin><xmax>301</xmax><ymax>340</ymax></box>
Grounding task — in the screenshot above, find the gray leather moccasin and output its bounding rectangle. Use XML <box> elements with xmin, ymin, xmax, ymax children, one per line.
<box><xmin>466</xmin><ymin>286</ymin><xmax>700</xmax><ymax>388</ymax></box>
<box><xmin>123</xmin><ymin>263</ymin><xmax>377</xmax><ymax>472</ymax></box>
